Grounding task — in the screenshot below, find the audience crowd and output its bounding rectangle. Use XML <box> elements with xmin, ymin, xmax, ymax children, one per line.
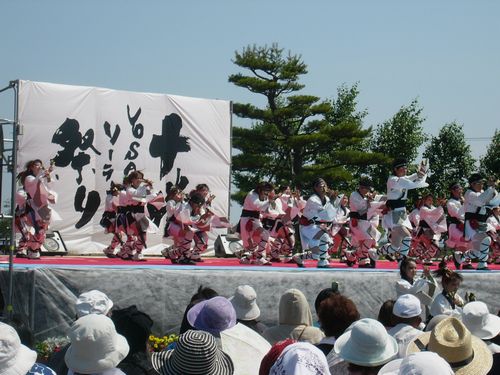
<box><xmin>1</xmin><ymin>266</ymin><xmax>499</xmax><ymax>375</ymax></box>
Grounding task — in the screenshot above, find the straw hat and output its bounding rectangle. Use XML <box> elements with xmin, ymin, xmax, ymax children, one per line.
<box><xmin>462</xmin><ymin>301</ymin><xmax>500</xmax><ymax>340</ymax></box>
<box><xmin>64</xmin><ymin>314</ymin><xmax>129</xmax><ymax>373</ymax></box>
<box><xmin>229</xmin><ymin>285</ymin><xmax>261</xmax><ymax>321</ymax></box>
<box><xmin>407</xmin><ymin>317</ymin><xmax>492</xmax><ymax>375</ymax></box>
<box><xmin>0</xmin><ymin>322</ymin><xmax>37</xmax><ymax>375</ymax></box>
<box><xmin>151</xmin><ymin>330</ymin><xmax>234</xmax><ymax>375</ymax></box>
<box><xmin>334</xmin><ymin>318</ymin><xmax>398</xmax><ymax>367</ymax></box>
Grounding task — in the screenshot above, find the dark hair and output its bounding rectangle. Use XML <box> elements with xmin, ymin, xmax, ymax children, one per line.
<box><xmin>348</xmin><ymin>363</ymin><xmax>383</xmax><ymax>374</ymax></box>
<box><xmin>318</xmin><ymin>294</ymin><xmax>360</xmax><ymax>338</ymax></box>
<box><xmin>255</xmin><ymin>181</ymin><xmax>274</xmax><ymax>193</ymax></box>
<box><xmin>377</xmin><ymin>299</ymin><xmax>396</xmax><ymax>328</ymax></box>
<box><xmin>399</xmin><ymin>258</ymin><xmax>417</xmax><ymax>284</ymax></box>
<box><xmin>166</xmin><ymin>186</ymin><xmax>182</xmax><ymax>200</ymax></box>
<box><xmin>17</xmin><ymin>159</ymin><xmax>43</xmax><ymax>185</ymax></box>
<box><xmin>314</xmin><ymin>285</ymin><xmax>339</xmax><ymax>314</ymax></box>
<box><xmin>433</xmin><ymin>260</ymin><xmax>463</xmax><ymax>284</ymax></box>
<box><xmin>196</xmin><ymin>183</ymin><xmax>209</xmax><ymax>191</ymax></box>
<box><xmin>111</xmin><ymin>305</ymin><xmax>153</xmax><ymax>354</ymax></box>
<box><xmin>179</xmin><ymin>286</ymin><xmax>219</xmax><ymax>335</ymax></box>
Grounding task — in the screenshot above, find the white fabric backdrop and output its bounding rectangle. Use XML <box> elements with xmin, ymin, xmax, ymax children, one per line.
<box><xmin>17</xmin><ymin>80</ymin><xmax>231</xmax><ymax>254</ymax></box>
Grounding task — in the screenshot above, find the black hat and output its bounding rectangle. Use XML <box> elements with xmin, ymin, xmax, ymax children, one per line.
<box><xmin>468</xmin><ymin>173</ymin><xmax>484</xmax><ymax>184</ymax></box>
<box><xmin>392</xmin><ymin>158</ymin><xmax>407</xmax><ymax>169</ymax></box>
<box><xmin>359</xmin><ymin>177</ymin><xmax>373</xmax><ymax>188</ymax></box>
<box><xmin>190</xmin><ymin>192</ymin><xmax>205</xmax><ymax>205</ymax></box>
<box><xmin>111</xmin><ymin>305</ymin><xmax>153</xmax><ymax>354</ymax></box>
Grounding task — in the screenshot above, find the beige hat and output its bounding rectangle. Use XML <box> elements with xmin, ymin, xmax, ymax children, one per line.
<box><xmin>408</xmin><ymin>317</ymin><xmax>492</xmax><ymax>375</ymax></box>
<box><xmin>229</xmin><ymin>285</ymin><xmax>261</xmax><ymax>321</ymax></box>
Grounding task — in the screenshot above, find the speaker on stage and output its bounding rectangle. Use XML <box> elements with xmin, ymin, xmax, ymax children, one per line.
<box><xmin>41</xmin><ymin>231</ymin><xmax>68</xmax><ymax>255</ymax></box>
<box><xmin>214</xmin><ymin>234</ymin><xmax>243</xmax><ymax>258</ymax></box>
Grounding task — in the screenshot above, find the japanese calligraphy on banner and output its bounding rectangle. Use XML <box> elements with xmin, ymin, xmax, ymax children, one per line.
<box><xmin>17</xmin><ymin>80</ymin><xmax>231</xmax><ymax>254</ymax></box>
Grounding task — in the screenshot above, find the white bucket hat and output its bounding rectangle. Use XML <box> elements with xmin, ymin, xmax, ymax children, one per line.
<box><xmin>229</xmin><ymin>285</ymin><xmax>261</xmax><ymax>321</ymax></box>
<box><xmin>462</xmin><ymin>301</ymin><xmax>500</xmax><ymax>340</ymax></box>
<box><xmin>64</xmin><ymin>314</ymin><xmax>129</xmax><ymax>374</ymax></box>
<box><xmin>379</xmin><ymin>352</ymin><xmax>454</xmax><ymax>375</ymax></box>
<box><xmin>269</xmin><ymin>342</ymin><xmax>330</xmax><ymax>375</ymax></box>
<box><xmin>0</xmin><ymin>322</ymin><xmax>37</xmax><ymax>375</ymax></box>
<box><xmin>393</xmin><ymin>294</ymin><xmax>422</xmax><ymax>318</ymax></box>
<box><xmin>75</xmin><ymin>290</ymin><xmax>113</xmax><ymax>317</ymax></box>
<box><xmin>334</xmin><ymin>318</ymin><xmax>398</xmax><ymax>367</ymax></box>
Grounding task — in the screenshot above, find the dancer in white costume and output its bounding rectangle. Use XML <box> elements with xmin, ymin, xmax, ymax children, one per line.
<box><xmin>376</xmin><ymin>158</ymin><xmax>429</xmax><ymax>263</ymax></box>
<box><xmin>452</xmin><ymin>173</ymin><xmax>497</xmax><ymax>270</ymax></box>
<box><xmin>294</xmin><ymin>178</ymin><xmax>338</xmax><ymax>268</ymax></box>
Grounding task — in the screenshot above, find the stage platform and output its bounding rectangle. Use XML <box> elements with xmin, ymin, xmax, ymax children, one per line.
<box><xmin>1</xmin><ymin>255</ymin><xmax>499</xmax><ymax>340</ymax></box>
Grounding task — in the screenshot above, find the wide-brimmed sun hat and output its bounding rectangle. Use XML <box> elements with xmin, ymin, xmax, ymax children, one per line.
<box><xmin>151</xmin><ymin>330</ymin><xmax>234</xmax><ymax>375</ymax></box>
<box><xmin>334</xmin><ymin>318</ymin><xmax>398</xmax><ymax>367</ymax></box>
<box><xmin>269</xmin><ymin>342</ymin><xmax>330</xmax><ymax>375</ymax></box>
<box><xmin>0</xmin><ymin>322</ymin><xmax>37</xmax><ymax>375</ymax></box>
<box><xmin>229</xmin><ymin>285</ymin><xmax>261</xmax><ymax>321</ymax></box>
<box><xmin>187</xmin><ymin>296</ymin><xmax>237</xmax><ymax>336</ymax></box>
<box><xmin>64</xmin><ymin>314</ymin><xmax>129</xmax><ymax>374</ymax></box>
<box><xmin>407</xmin><ymin>317</ymin><xmax>492</xmax><ymax>375</ymax></box>
<box><xmin>378</xmin><ymin>352</ymin><xmax>454</xmax><ymax>375</ymax></box>
<box><xmin>75</xmin><ymin>289</ymin><xmax>113</xmax><ymax>317</ymax></box>
<box><xmin>461</xmin><ymin>301</ymin><xmax>500</xmax><ymax>340</ymax></box>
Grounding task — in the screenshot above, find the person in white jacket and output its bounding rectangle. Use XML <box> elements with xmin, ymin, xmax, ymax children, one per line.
<box><xmin>452</xmin><ymin>173</ymin><xmax>497</xmax><ymax>270</ymax></box>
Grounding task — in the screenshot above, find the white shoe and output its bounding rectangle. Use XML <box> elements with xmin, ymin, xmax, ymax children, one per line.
<box><xmin>132</xmin><ymin>252</ymin><xmax>145</xmax><ymax>261</ymax></box>
<box><xmin>254</xmin><ymin>257</ymin><xmax>271</xmax><ymax>266</ymax></box>
<box><xmin>27</xmin><ymin>250</ymin><xmax>40</xmax><ymax>259</ymax></box>
<box><xmin>239</xmin><ymin>257</ymin><xmax>252</xmax><ymax>264</ymax></box>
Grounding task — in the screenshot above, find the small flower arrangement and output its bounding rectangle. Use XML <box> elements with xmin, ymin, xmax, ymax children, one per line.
<box><xmin>35</xmin><ymin>336</ymin><xmax>70</xmax><ymax>362</ymax></box>
<box><xmin>148</xmin><ymin>333</ymin><xmax>179</xmax><ymax>352</ymax></box>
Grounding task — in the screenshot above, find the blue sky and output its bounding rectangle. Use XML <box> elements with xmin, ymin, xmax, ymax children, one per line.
<box><xmin>1</xmin><ymin>1</ymin><xmax>499</xmax><ymax>217</ymax></box>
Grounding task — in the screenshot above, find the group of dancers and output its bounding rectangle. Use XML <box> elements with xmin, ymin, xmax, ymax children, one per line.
<box><xmin>13</xmin><ymin>158</ymin><xmax>499</xmax><ymax>269</ymax></box>
<box><xmin>235</xmin><ymin>158</ymin><xmax>499</xmax><ymax>270</ymax></box>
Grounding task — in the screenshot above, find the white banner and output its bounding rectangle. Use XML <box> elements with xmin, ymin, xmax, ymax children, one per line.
<box><xmin>17</xmin><ymin>80</ymin><xmax>231</xmax><ymax>254</ymax></box>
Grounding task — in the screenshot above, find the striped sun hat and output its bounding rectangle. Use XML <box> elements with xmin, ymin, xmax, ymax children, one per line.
<box><xmin>151</xmin><ymin>330</ymin><xmax>234</xmax><ymax>375</ymax></box>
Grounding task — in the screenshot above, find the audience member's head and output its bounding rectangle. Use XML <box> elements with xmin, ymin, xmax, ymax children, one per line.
<box><xmin>278</xmin><ymin>288</ymin><xmax>313</xmax><ymax>326</ymax></box>
<box><xmin>65</xmin><ymin>314</ymin><xmax>129</xmax><ymax>374</ymax></box>
<box><xmin>269</xmin><ymin>342</ymin><xmax>330</xmax><ymax>375</ymax></box>
<box><xmin>314</xmin><ymin>281</ymin><xmax>339</xmax><ymax>315</ymax></box>
<box><xmin>392</xmin><ymin>294</ymin><xmax>422</xmax><ymax>327</ymax></box>
<box><xmin>318</xmin><ymin>293</ymin><xmax>360</xmax><ymax>338</ymax></box>
<box><xmin>187</xmin><ymin>296</ymin><xmax>237</xmax><ymax>337</ymax></box>
<box><xmin>259</xmin><ymin>339</ymin><xmax>296</xmax><ymax>375</ymax></box>
<box><xmin>461</xmin><ymin>301</ymin><xmax>500</xmax><ymax>341</ymax></box>
<box><xmin>180</xmin><ymin>285</ymin><xmax>219</xmax><ymax>334</ymax></box>
<box><xmin>111</xmin><ymin>305</ymin><xmax>154</xmax><ymax>355</ymax></box>
<box><xmin>151</xmin><ymin>330</ymin><xmax>234</xmax><ymax>375</ymax></box>
<box><xmin>229</xmin><ymin>285</ymin><xmax>261</xmax><ymax>322</ymax></box>
<box><xmin>0</xmin><ymin>321</ymin><xmax>37</xmax><ymax>375</ymax></box>
<box><xmin>378</xmin><ymin>352</ymin><xmax>453</xmax><ymax>375</ymax></box>
<box><xmin>378</xmin><ymin>299</ymin><xmax>396</xmax><ymax>329</ymax></box>
<box><xmin>75</xmin><ymin>290</ymin><xmax>113</xmax><ymax>318</ymax></box>
<box><xmin>334</xmin><ymin>318</ymin><xmax>398</xmax><ymax>373</ymax></box>
<box><xmin>408</xmin><ymin>317</ymin><xmax>492</xmax><ymax>374</ymax></box>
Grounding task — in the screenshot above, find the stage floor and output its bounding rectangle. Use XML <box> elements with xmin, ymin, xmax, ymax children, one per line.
<box><xmin>1</xmin><ymin>255</ymin><xmax>499</xmax><ymax>341</ymax></box>
<box><xmin>2</xmin><ymin>255</ymin><xmax>500</xmax><ymax>271</ymax></box>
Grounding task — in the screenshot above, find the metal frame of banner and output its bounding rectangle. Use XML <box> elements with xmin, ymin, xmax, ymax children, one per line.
<box><xmin>0</xmin><ymin>79</ymin><xmax>19</xmax><ymax>319</ymax></box>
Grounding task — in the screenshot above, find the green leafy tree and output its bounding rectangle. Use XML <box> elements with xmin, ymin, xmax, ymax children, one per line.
<box><xmin>422</xmin><ymin>122</ymin><xmax>476</xmax><ymax>197</ymax></box>
<box><xmin>229</xmin><ymin>44</ymin><xmax>385</xmax><ymax>202</ymax></box>
<box><xmin>480</xmin><ymin>129</ymin><xmax>500</xmax><ymax>178</ymax></box>
<box><xmin>368</xmin><ymin>99</ymin><xmax>427</xmax><ymax>192</ymax></box>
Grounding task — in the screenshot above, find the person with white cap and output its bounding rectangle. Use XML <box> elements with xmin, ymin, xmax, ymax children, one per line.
<box><xmin>229</xmin><ymin>285</ymin><xmax>267</xmax><ymax>334</ymax></box>
<box><xmin>65</xmin><ymin>314</ymin><xmax>130</xmax><ymax>375</ymax></box>
<box><xmin>269</xmin><ymin>342</ymin><xmax>331</xmax><ymax>375</ymax></box>
<box><xmin>407</xmin><ymin>317</ymin><xmax>493</xmax><ymax>375</ymax></box>
<box><xmin>0</xmin><ymin>321</ymin><xmax>57</xmax><ymax>375</ymax></box>
<box><xmin>75</xmin><ymin>290</ymin><xmax>114</xmax><ymax>318</ymax></box>
<box><xmin>462</xmin><ymin>301</ymin><xmax>500</xmax><ymax>354</ymax></box>
<box><xmin>333</xmin><ymin>318</ymin><xmax>398</xmax><ymax>374</ymax></box>
<box><xmin>48</xmin><ymin>290</ymin><xmax>114</xmax><ymax>375</ymax></box>
<box><xmin>378</xmin><ymin>351</ymin><xmax>454</xmax><ymax>375</ymax></box>
<box><xmin>388</xmin><ymin>294</ymin><xmax>425</xmax><ymax>358</ymax></box>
